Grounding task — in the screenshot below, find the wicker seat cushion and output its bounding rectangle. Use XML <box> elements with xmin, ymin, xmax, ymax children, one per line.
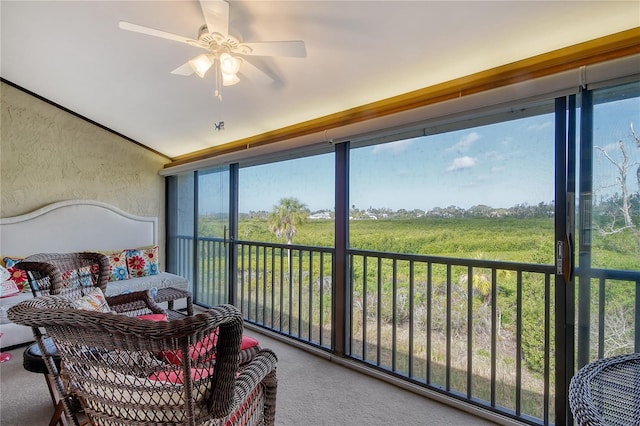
<box><xmin>80</xmin><ymin>365</ymin><xmax>265</xmax><ymax>424</ymax></box>
<box><xmin>80</xmin><ymin>365</ymin><xmax>207</xmax><ymax>423</ymax></box>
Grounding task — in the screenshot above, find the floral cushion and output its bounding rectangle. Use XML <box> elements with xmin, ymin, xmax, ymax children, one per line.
<box><xmin>73</xmin><ymin>287</ymin><xmax>111</xmax><ymax>313</ymax></box>
<box><xmin>2</xmin><ymin>256</ymin><xmax>30</xmax><ymax>293</ymax></box>
<box><xmin>101</xmin><ymin>250</ymin><xmax>129</xmax><ymax>281</ymax></box>
<box><xmin>125</xmin><ymin>245</ymin><xmax>159</xmax><ymax>278</ymax></box>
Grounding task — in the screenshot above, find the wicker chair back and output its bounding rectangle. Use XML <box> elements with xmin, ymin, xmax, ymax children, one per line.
<box><xmin>17</xmin><ymin>252</ymin><xmax>110</xmax><ymax>298</ymax></box>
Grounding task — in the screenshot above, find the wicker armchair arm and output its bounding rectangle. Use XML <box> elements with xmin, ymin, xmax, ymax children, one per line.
<box><xmin>16</xmin><ymin>261</ymin><xmax>62</xmax><ymax>295</ymax></box>
<box><xmin>106</xmin><ymin>289</ymin><xmax>166</xmax><ymax>316</ymax></box>
<box><xmin>234</xmin><ymin>348</ymin><xmax>278</xmax><ymax>398</ymax></box>
<box><xmin>235</xmin><ymin>349</ymin><xmax>277</xmax><ymax>388</ymax></box>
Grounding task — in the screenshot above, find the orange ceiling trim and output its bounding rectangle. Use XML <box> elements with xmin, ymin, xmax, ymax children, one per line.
<box><xmin>167</xmin><ymin>27</ymin><xmax>640</xmax><ymax>168</ymax></box>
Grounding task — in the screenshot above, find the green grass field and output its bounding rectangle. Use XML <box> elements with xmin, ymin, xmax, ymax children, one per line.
<box><xmin>234</xmin><ymin>216</ymin><xmax>639</xmax><ymax>270</ymax></box>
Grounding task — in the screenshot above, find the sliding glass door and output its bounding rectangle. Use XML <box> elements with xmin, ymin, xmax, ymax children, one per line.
<box><xmin>166</xmin><ymin>167</ymin><xmax>231</xmax><ymax>307</ymax></box>
<box><xmin>196</xmin><ymin>166</ymin><xmax>231</xmax><ymax>307</ymax></box>
<box><xmin>575</xmin><ymin>81</ymin><xmax>640</xmax><ymax>364</ymax></box>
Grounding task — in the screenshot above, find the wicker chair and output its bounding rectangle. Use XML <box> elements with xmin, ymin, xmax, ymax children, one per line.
<box><xmin>16</xmin><ymin>252</ymin><xmax>166</xmax><ymax>426</ymax></box>
<box><xmin>569</xmin><ymin>352</ymin><xmax>640</xmax><ymax>426</ymax></box>
<box><xmin>9</xmin><ymin>297</ymin><xmax>278</xmax><ymax>426</ymax></box>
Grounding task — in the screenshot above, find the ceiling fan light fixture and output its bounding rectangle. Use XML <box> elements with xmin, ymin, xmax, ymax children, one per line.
<box><xmin>189</xmin><ymin>54</ymin><xmax>214</xmax><ymax>78</ymax></box>
<box><xmin>222</xmin><ymin>72</ymin><xmax>240</xmax><ymax>86</ymax></box>
<box><xmin>219</xmin><ymin>52</ymin><xmax>241</xmax><ymax>76</ymax></box>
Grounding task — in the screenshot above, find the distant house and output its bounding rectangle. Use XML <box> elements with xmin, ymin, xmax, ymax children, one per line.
<box><xmin>309</xmin><ymin>212</ymin><xmax>332</xmax><ymax>220</ymax></box>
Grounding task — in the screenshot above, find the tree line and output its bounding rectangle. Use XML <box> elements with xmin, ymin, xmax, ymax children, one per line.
<box><xmin>242</xmin><ymin>201</ymin><xmax>557</xmax><ymax>222</ymax></box>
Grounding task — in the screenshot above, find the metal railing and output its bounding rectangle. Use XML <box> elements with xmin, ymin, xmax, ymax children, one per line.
<box><xmin>236</xmin><ymin>241</ymin><xmax>334</xmax><ymax>348</ymax></box>
<box><xmin>575</xmin><ymin>267</ymin><xmax>640</xmax><ymax>364</ymax></box>
<box><xmin>347</xmin><ymin>249</ymin><xmax>555</xmax><ymax>425</ymax></box>
<box><xmin>175</xmin><ymin>236</ymin><xmax>640</xmax><ymax>425</ymax></box>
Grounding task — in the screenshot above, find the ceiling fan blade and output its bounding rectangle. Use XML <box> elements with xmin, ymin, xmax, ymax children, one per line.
<box><xmin>119</xmin><ymin>21</ymin><xmax>200</xmax><ymax>47</ymax></box>
<box><xmin>170</xmin><ymin>62</ymin><xmax>195</xmax><ymax>76</ymax></box>
<box><xmin>239</xmin><ymin>40</ymin><xmax>307</xmax><ymax>58</ymax></box>
<box><xmin>239</xmin><ymin>58</ymin><xmax>275</xmax><ymax>85</ymax></box>
<box><xmin>200</xmin><ymin>0</ymin><xmax>229</xmax><ymax>37</ymax></box>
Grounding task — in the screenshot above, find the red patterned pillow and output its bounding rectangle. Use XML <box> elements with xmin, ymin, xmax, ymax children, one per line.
<box><xmin>125</xmin><ymin>245</ymin><xmax>159</xmax><ymax>278</ymax></box>
<box><xmin>2</xmin><ymin>257</ymin><xmax>29</xmax><ymax>293</ymax></box>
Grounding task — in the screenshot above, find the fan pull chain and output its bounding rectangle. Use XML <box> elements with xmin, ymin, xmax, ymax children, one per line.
<box><xmin>214</xmin><ymin>58</ymin><xmax>222</xmax><ymax>101</ymax></box>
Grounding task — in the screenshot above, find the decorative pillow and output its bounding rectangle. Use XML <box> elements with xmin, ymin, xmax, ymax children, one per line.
<box><xmin>100</xmin><ymin>250</ymin><xmax>129</xmax><ymax>282</ymax></box>
<box><xmin>125</xmin><ymin>245</ymin><xmax>159</xmax><ymax>278</ymax></box>
<box><xmin>61</xmin><ymin>265</ymin><xmax>94</xmax><ymax>288</ymax></box>
<box><xmin>73</xmin><ymin>287</ymin><xmax>111</xmax><ymax>313</ymax></box>
<box><xmin>2</xmin><ymin>256</ymin><xmax>30</xmax><ymax>293</ymax></box>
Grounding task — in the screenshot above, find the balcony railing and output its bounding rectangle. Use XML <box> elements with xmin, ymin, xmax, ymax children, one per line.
<box><xmin>175</xmin><ymin>236</ymin><xmax>640</xmax><ymax>426</ymax></box>
<box><xmin>347</xmin><ymin>249</ymin><xmax>555</xmax><ymax>425</ymax></box>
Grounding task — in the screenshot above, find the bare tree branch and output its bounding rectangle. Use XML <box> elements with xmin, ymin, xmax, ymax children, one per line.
<box><xmin>631</xmin><ymin>122</ymin><xmax>640</xmax><ymax>148</ymax></box>
<box><xmin>593</xmin><ymin>123</ymin><xmax>640</xmax><ymax>250</ymax></box>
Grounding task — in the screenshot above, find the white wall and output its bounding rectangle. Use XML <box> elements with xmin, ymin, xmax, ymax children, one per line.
<box><xmin>0</xmin><ymin>82</ymin><xmax>169</xmax><ymax>259</ymax></box>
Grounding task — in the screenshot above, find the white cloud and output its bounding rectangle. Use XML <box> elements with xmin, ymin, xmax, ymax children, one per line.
<box><xmin>372</xmin><ymin>139</ymin><xmax>413</xmax><ymax>154</ymax></box>
<box><xmin>447</xmin><ymin>156</ymin><xmax>476</xmax><ymax>171</ymax></box>
<box><xmin>448</xmin><ymin>131</ymin><xmax>481</xmax><ymax>153</ymax></box>
<box><xmin>485</xmin><ymin>150</ymin><xmax>505</xmax><ymax>161</ymax></box>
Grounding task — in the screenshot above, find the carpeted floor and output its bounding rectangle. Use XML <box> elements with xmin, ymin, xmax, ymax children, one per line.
<box><xmin>0</xmin><ymin>330</ymin><xmax>497</xmax><ymax>425</ymax></box>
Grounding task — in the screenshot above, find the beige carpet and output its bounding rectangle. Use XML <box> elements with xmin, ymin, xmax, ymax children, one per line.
<box><xmin>0</xmin><ymin>330</ymin><xmax>497</xmax><ymax>425</ymax></box>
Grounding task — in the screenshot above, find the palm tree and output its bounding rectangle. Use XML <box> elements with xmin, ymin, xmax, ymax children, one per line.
<box><xmin>268</xmin><ymin>197</ymin><xmax>309</xmax><ymax>271</ymax></box>
<box><xmin>268</xmin><ymin>197</ymin><xmax>309</xmax><ymax>245</ymax></box>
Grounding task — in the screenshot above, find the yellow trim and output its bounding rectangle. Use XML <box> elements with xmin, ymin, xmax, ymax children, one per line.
<box><xmin>167</xmin><ymin>27</ymin><xmax>640</xmax><ymax>169</ymax></box>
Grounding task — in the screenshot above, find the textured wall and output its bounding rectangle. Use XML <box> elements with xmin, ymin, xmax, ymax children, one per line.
<box><xmin>0</xmin><ymin>82</ymin><xmax>170</xmax><ymax>257</ymax></box>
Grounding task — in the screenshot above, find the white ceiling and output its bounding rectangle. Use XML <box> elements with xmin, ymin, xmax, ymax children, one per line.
<box><xmin>2</xmin><ymin>1</ymin><xmax>638</xmax><ymax>159</ymax></box>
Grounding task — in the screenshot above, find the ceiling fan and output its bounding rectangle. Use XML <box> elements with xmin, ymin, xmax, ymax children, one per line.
<box><xmin>119</xmin><ymin>0</ymin><xmax>306</xmax><ymax>99</ymax></box>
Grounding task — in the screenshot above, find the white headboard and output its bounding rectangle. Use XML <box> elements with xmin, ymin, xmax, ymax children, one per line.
<box><xmin>0</xmin><ymin>200</ymin><xmax>158</xmax><ymax>257</ymax></box>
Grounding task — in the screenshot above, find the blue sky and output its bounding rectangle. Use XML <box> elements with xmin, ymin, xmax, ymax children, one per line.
<box><xmin>234</xmin><ymin>90</ymin><xmax>638</xmax><ymax>214</ymax></box>
<box><xmin>350</xmin><ymin>115</ymin><xmax>555</xmax><ymax>212</ymax></box>
<box><xmin>238</xmin><ymin>113</ymin><xmax>556</xmax><ymax>213</ymax></box>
